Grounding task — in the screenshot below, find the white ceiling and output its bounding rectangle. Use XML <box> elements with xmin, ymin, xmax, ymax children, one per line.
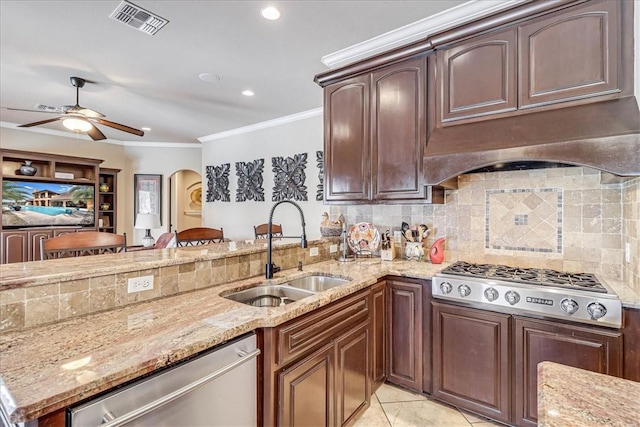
<box><xmin>0</xmin><ymin>0</ymin><xmax>469</xmax><ymax>145</ymax></box>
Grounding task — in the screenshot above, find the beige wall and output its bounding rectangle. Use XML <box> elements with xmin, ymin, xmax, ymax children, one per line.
<box><xmin>0</xmin><ymin>127</ymin><xmax>201</xmax><ymax>244</ymax></box>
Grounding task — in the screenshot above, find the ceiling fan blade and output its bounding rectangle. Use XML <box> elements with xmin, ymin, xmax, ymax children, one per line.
<box><xmin>5</xmin><ymin>107</ymin><xmax>59</xmax><ymax>114</ymax></box>
<box><xmin>93</xmin><ymin>118</ymin><xmax>144</xmax><ymax>137</ymax></box>
<box><xmin>86</xmin><ymin>125</ymin><xmax>106</xmax><ymax>141</ymax></box>
<box><xmin>17</xmin><ymin>117</ymin><xmax>64</xmax><ymax>128</ymax></box>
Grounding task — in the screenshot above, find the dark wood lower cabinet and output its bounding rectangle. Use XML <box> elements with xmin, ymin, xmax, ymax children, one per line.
<box><xmin>371</xmin><ymin>281</ymin><xmax>386</xmax><ymax>390</ymax></box>
<box><xmin>432</xmin><ymin>302</ymin><xmax>511</xmax><ymax>424</ymax></box>
<box><xmin>261</xmin><ymin>289</ymin><xmax>371</xmax><ymax>427</ymax></box>
<box><xmin>387</xmin><ymin>279</ymin><xmax>423</xmax><ymax>392</ymax></box>
<box><xmin>279</xmin><ymin>343</ymin><xmax>335</xmax><ymax>427</ymax></box>
<box><xmin>514</xmin><ymin>316</ymin><xmax>623</xmax><ymax>427</ymax></box>
<box><xmin>335</xmin><ymin>321</ymin><xmax>370</xmax><ymax>426</ymax></box>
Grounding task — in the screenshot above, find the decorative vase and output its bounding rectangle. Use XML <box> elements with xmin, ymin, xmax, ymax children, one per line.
<box><xmin>19</xmin><ymin>160</ymin><xmax>37</xmax><ymax>176</ymax></box>
<box><xmin>429</xmin><ymin>238</ymin><xmax>446</xmax><ymax>264</ymax></box>
<box><xmin>99</xmin><ymin>182</ymin><xmax>110</xmax><ymax>192</ymax></box>
<box><xmin>405</xmin><ymin>241</ymin><xmax>424</xmax><ymax>261</ymax></box>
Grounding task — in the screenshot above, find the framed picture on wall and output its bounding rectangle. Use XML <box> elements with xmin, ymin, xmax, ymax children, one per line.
<box><xmin>134</xmin><ymin>174</ymin><xmax>162</xmax><ymax>224</ymax></box>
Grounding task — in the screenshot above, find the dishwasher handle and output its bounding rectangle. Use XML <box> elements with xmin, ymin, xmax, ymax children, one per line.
<box><xmin>99</xmin><ymin>347</ymin><xmax>261</xmax><ymax>427</ymax></box>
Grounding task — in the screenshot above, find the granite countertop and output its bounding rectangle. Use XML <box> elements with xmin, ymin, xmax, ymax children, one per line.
<box><xmin>538</xmin><ymin>362</ymin><xmax>640</xmax><ymax>427</ymax></box>
<box><xmin>0</xmin><ymin>257</ymin><xmax>445</xmax><ymax>423</ymax></box>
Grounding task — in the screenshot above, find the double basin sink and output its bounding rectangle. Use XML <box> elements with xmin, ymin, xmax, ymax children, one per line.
<box><xmin>223</xmin><ymin>275</ymin><xmax>350</xmax><ymax>308</ymax></box>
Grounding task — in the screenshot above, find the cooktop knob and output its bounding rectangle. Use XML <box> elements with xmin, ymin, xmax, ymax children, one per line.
<box><xmin>458</xmin><ymin>284</ymin><xmax>471</xmax><ymax>297</ymax></box>
<box><xmin>560</xmin><ymin>298</ymin><xmax>579</xmax><ymax>315</ymax></box>
<box><xmin>505</xmin><ymin>290</ymin><xmax>520</xmax><ymax>305</ymax></box>
<box><xmin>484</xmin><ymin>287</ymin><xmax>499</xmax><ymax>302</ymax></box>
<box><xmin>587</xmin><ymin>302</ymin><xmax>607</xmax><ymax>320</ymax></box>
<box><xmin>440</xmin><ymin>282</ymin><xmax>452</xmax><ymax>294</ymax></box>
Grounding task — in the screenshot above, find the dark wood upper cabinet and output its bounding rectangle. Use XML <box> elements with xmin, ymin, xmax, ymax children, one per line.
<box><xmin>432</xmin><ymin>302</ymin><xmax>511</xmax><ymax>424</ymax></box>
<box><xmin>371</xmin><ymin>57</ymin><xmax>427</xmax><ymax>200</ymax></box>
<box><xmin>519</xmin><ymin>0</ymin><xmax>621</xmax><ymax>108</ymax></box>
<box><xmin>514</xmin><ymin>316</ymin><xmax>622</xmax><ymax>427</ymax></box>
<box><xmin>436</xmin><ymin>27</ymin><xmax>517</xmax><ymax>124</ymax></box>
<box><xmin>323</xmin><ymin>75</ymin><xmax>370</xmax><ymax>202</ymax></box>
<box><xmin>430</xmin><ymin>0</ymin><xmax>631</xmax><ymax>129</ymax></box>
<box><xmin>323</xmin><ymin>56</ymin><xmax>436</xmax><ymax>203</ymax></box>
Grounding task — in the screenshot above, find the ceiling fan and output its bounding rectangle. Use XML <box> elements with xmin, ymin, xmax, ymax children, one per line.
<box><xmin>6</xmin><ymin>76</ymin><xmax>144</xmax><ymax>141</ymax></box>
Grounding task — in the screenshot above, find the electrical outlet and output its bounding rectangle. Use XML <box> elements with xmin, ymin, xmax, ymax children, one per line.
<box><xmin>625</xmin><ymin>242</ymin><xmax>631</xmax><ymax>263</ymax></box>
<box><xmin>127</xmin><ymin>275</ymin><xmax>154</xmax><ymax>293</ymax></box>
<box><xmin>309</xmin><ymin>247</ymin><xmax>319</xmax><ymax>257</ymax></box>
<box><xmin>393</xmin><ymin>231</ymin><xmax>402</xmax><ymax>243</ymax></box>
<box><xmin>330</xmin><ymin>244</ymin><xmax>338</xmax><ymax>253</ymax></box>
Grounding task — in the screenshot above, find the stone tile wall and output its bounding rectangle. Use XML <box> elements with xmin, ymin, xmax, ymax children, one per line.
<box><xmin>0</xmin><ymin>239</ymin><xmax>337</xmax><ymax>332</ymax></box>
<box><xmin>623</xmin><ymin>177</ymin><xmax>640</xmax><ymax>293</ymax></box>
<box><xmin>331</xmin><ymin>167</ymin><xmax>636</xmax><ymax>283</ymax></box>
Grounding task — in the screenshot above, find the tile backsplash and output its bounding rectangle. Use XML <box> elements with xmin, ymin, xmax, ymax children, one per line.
<box><xmin>331</xmin><ymin>167</ymin><xmax>640</xmax><ymax>293</ymax></box>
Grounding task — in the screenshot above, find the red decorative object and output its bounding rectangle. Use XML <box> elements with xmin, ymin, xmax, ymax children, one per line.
<box><xmin>429</xmin><ymin>238</ymin><xmax>445</xmax><ymax>264</ymax></box>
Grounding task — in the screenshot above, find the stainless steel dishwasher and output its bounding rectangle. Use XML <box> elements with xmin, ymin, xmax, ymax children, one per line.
<box><xmin>68</xmin><ymin>333</ymin><xmax>259</xmax><ymax>427</ymax></box>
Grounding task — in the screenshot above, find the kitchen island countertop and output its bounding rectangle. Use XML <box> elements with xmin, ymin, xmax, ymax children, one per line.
<box><xmin>537</xmin><ymin>361</ymin><xmax>640</xmax><ymax>427</ymax></box>
<box><xmin>0</xmin><ymin>257</ymin><xmax>444</xmax><ymax>423</ymax></box>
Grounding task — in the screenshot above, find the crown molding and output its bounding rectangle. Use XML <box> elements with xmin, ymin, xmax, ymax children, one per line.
<box><xmin>199</xmin><ymin>108</ymin><xmax>323</xmax><ymax>143</ymax></box>
<box><xmin>321</xmin><ymin>0</ymin><xmax>527</xmax><ymax>69</ymax></box>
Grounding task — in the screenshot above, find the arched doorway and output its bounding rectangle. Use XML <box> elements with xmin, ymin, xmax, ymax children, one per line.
<box><xmin>168</xmin><ymin>169</ymin><xmax>202</xmax><ymax>232</ymax></box>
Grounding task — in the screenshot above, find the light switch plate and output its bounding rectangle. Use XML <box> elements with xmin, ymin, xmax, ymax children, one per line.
<box><xmin>309</xmin><ymin>247</ymin><xmax>319</xmax><ymax>257</ymax></box>
<box><xmin>127</xmin><ymin>275</ymin><xmax>154</xmax><ymax>293</ymax></box>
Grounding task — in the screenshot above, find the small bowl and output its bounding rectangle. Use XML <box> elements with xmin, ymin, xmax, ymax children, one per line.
<box><xmin>100</xmin><ymin>203</ymin><xmax>111</xmax><ymax>210</ymax></box>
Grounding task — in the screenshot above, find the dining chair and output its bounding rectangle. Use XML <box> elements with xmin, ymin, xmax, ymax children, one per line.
<box><xmin>40</xmin><ymin>231</ymin><xmax>127</xmax><ymax>260</ymax></box>
<box><xmin>174</xmin><ymin>227</ymin><xmax>224</xmax><ymax>246</ymax></box>
<box><xmin>254</xmin><ymin>223</ymin><xmax>282</xmax><ymax>239</ymax></box>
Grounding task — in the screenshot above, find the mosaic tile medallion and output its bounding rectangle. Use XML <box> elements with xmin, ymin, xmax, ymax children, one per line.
<box><xmin>485</xmin><ymin>188</ymin><xmax>562</xmax><ymax>253</ymax></box>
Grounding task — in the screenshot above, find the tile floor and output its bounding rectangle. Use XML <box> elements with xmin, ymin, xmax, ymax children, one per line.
<box><xmin>354</xmin><ymin>383</ymin><xmax>504</xmax><ymax>427</ymax></box>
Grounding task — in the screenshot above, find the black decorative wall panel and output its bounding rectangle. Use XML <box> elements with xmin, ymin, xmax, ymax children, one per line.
<box><xmin>235</xmin><ymin>159</ymin><xmax>265</xmax><ymax>202</ymax></box>
<box><xmin>272</xmin><ymin>153</ymin><xmax>307</xmax><ymax>202</ymax></box>
<box><xmin>205</xmin><ymin>163</ymin><xmax>231</xmax><ymax>202</ymax></box>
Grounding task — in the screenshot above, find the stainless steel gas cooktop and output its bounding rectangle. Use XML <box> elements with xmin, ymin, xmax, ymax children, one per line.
<box><xmin>433</xmin><ymin>261</ymin><xmax>622</xmax><ymax>328</ymax></box>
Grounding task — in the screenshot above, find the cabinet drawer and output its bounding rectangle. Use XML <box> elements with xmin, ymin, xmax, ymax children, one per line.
<box><xmin>278</xmin><ymin>290</ymin><xmax>369</xmax><ymax>366</ymax></box>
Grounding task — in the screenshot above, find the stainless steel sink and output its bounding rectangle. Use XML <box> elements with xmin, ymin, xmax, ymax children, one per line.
<box><xmin>283</xmin><ymin>275</ymin><xmax>350</xmax><ymax>292</ymax></box>
<box><xmin>223</xmin><ymin>285</ymin><xmax>316</xmax><ymax>307</ymax></box>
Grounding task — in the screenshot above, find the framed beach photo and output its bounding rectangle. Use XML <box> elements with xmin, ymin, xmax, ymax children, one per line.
<box><xmin>134</xmin><ymin>174</ymin><xmax>162</xmax><ymax>224</ymax></box>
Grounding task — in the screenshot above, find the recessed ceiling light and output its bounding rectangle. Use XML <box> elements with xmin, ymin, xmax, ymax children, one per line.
<box><xmin>141</xmin><ymin>127</ymin><xmax>151</xmax><ymax>131</ymax></box>
<box><xmin>260</xmin><ymin>6</ymin><xmax>280</xmax><ymax>20</ymax></box>
<box><xmin>199</xmin><ymin>73</ymin><xmax>221</xmax><ymax>83</ymax></box>
<box><xmin>242</xmin><ymin>90</ymin><xmax>255</xmax><ymax>97</ymax></box>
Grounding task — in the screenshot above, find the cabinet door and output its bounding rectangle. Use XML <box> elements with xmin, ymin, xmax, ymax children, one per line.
<box><xmin>371</xmin><ymin>281</ymin><xmax>386</xmax><ymax>389</ymax></box>
<box><xmin>29</xmin><ymin>230</ymin><xmax>53</xmax><ymax>261</ymax></box>
<box><xmin>323</xmin><ymin>75</ymin><xmax>370</xmax><ymax>201</ymax></box>
<box><xmin>335</xmin><ymin>321</ymin><xmax>370</xmax><ymax>426</ymax></box>
<box><xmin>387</xmin><ymin>279</ymin><xmax>422</xmax><ymax>391</ymax></box>
<box><xmin>519</xmin><ymin>0</ymin><xmax>621</xmax><ymax>108</ymax></box>
<box><xmin>436</xmin><ymin>27</ymin><xmax>517</xmax><ymax>125</ymax></box>
<box><xmin>1</xmin><ymin>231</ymin><xmax>28</xmax><ymax>264</ymax></box>
<box><xmin>371</xmin><ymin>57</ymin><xmax>427</xmax><ymax>200</ymax></box>
<box><xmin>432</xmin><ymin>302</ymin><xmax>511</xmax><ymax>424</ymax></box>
<box><xmin>514</xmin><ymin>316</ymin><xmax>623</xmax><ymax>427</ymax></box>
<box><xmin>279</xmin><ymin>343</ymin><xmax>335</xmax><ymax>427</ymax></box>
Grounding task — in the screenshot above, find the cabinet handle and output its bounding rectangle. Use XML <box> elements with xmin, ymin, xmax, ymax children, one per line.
<box><xmin>99</xmin><ymin>347</ymin><xmax>260</xmax><ymax>427</ymax></box>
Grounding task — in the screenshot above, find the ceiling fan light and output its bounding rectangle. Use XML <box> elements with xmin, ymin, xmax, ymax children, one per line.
<box><xmin>63</xmin><ymin>118</ymin><xmax>93</xmax><ymax>132</ymax></box>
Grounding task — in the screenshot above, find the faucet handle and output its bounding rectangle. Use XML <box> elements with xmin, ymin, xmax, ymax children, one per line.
<box><xmin>297</xmin><ymin>261</ymin><xmax>303</xmax><ymax>271</ymax></box>
<box><xmin>272</xmin><ymin>263</ymin><xmax>281</xmax><ymax>274</ymax></box>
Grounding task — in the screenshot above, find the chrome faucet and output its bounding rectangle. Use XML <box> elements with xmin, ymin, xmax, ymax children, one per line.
<box><xmin>266</xmin><ymin>200</ymin><xmax>308</xmax><ymax>279</ymax></box>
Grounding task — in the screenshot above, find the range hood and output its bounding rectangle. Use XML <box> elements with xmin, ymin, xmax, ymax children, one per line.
<box><xmin>424</xmin><ymin>96</ymin><xmax>640</xmax><ymax>185</ymax></box>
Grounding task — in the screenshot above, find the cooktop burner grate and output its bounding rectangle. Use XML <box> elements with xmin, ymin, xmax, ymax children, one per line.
<box><xmin>441</xmin><ymin>261</ymin><xmax>607</xmax><ymax>293</ymax></box>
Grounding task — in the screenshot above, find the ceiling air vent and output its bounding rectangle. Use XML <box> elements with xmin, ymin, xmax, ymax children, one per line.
<box><xmin>109</xmin><ymin>1</ymin><xmax>168</xmax><ymax>36</ymax></box>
